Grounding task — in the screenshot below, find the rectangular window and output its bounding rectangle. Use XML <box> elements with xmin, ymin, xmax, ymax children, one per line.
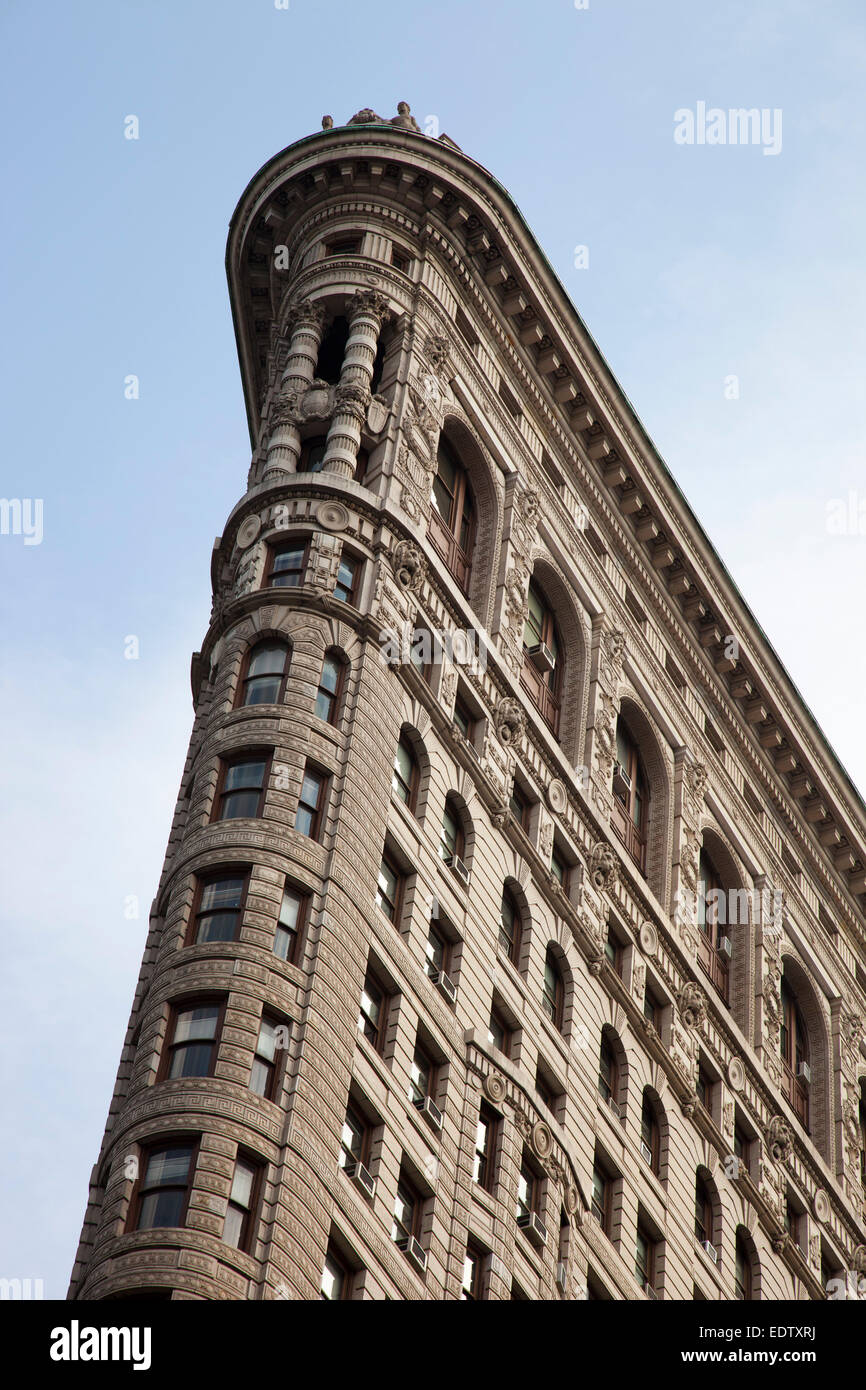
<box><xmin>408</xmin><ymin>1045</ymin><xmax>435</xmax><ymax>1106</ymax></box>
<box><xmin>325</xmin><ymin>233</ymin><xmax>361</xmax><ymax>257</ymax></box>
<box><xmin>320</xmin><ymin>1246</ymin><xmax>351</xmax><ymax>1300</ymax></box>
<box><xmin>191</xmin><ymin>872</ymin><xmax>247</xmax><ymax>945</ymax></box>
<box><xmin>550</xmin><ymin>847</ymin><xmax>570</xmax><ymax>892</ymax></box>
<box><xmin>376</xmin><ymin>854</ymin><xmax>402</xmax><ymax>923</ymax></box>
<box><xmin>314</xmin><ymin>655</ymin><xmax>343</xmax><ymax>723</ymax></box>
<box><xmin>487</xmin><ymin>1008</ymin><xmax>511</xmax><ymax>1057</ymax></box>
<box><xmin>215</xmin><ymin>756</ymin><xmax>269</xmax><ymax>821</ymax></box>
<box><xmin>509</xmin><ymin>784</ymin><xmax>529</xmax><ymax>829</ymax></box>
<box><xmin>274</xmin><ymin>883</ymin><xmax>305</xmax><ymax>964</ymax></box>
<box><xmin>635</xmin><ymin>1226</ymin><xmax>655</xmax><ymax>1290</ymax></box>
<box><xmin>643</xmin><ymin>986</ymin><xmax>661</xmax><ymax>1030</ymax></box>
<box><xmin>604</xmin><ymin>928</ymin><xmax>623</xmax><ymax>976</ymax></box>
<box><xmin>461</xmin><ymin>1245</ymin><xmax>484</xmax><ymax>1300</ymax></box>
<box><xmin>334</xmin><ymin>554</ymin><xmax>359</xmax><ymax>604</ymax></box>
<box><xmin>162</xmin><ymin>1001</ymin><xmax>223</xmax><ymax>1080</ymax></box>
<box><xmin>453</xmin><ymin>697</ymin><xmax>474</xmax><ymax>741</ymax></box>
<box><xmin>425</xmin><ymin>924</ymin><xmax>449</xmax><ymax>980</ymax></box>
<box><xmin>392</xmin><ymin>737</ymin><xmax>418</xmax><ymax>809</ymax></box>
<box><xmin>339</xmin><ymin>1105</ymin><xmax>369</xmax><ymax>1173</ymax></box>
<box><xmin>516</xmin><ymin>1161</ymin><xmax>537</xmax><ymax>1222</ymax></box>
<box><xmin>591</xmin><ymin>1164</ymin><xmax>610</xmax><ymax>1234</ymax></box>
<box><xmin>133</xmin><ymin>1143</ymin><xmax>197</xmax><ymax>1231</ymax></box>
<box><xmin>358</xmin><ymin>973</ymin><xmax>386</xmax><ymax>1053</ymax></box>
<box><xmin>223</xmin><ymin>1155</ymin><xmax>259</xmax><ymax>1251</ymax></box>
<box><xmin>391</xmin><ymin>244</ymin><xmax>411</xmax><ymax>273</ymax></box>
<box><xmin>473</xmin><ymin>1105</ymin><xmax>498</xmax><ymax>1191</ymax></box>
<box><xmin>391</xmin><ymin>1176</ymin><xmax>421</xmax><ymax>1247</ymax></box>
<box><xmin>250</xmin><ymin>1014</ymin><xmax>284</xmax><ymax>1100</ymax></box>
<box><xmin>266</xmin><ymin>541</ymin><xmax>307</xmax><ymax>588</ymax></box>
<box><xmin>295</xmin><ymin>766</ymin><xmax>327</xmax><ymax>839</ymax></box>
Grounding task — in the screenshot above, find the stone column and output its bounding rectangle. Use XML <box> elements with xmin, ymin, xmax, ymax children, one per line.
<box><xmin>263</xmin><ymin>299</ymin><xmax>327</xmax><ymax>483</ymax></box>
<box><xmin>320</xmin><ymin>290</ymin><xmax>391</xmax><ymax>478</ymax></box>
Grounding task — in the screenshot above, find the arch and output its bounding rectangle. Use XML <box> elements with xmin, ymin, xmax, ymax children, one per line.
<box><xmin>439</xmin><ymin>791</ymin><xmax>474</xmax><ymax>872</ymax></box>
<box><xmin>543</xmin><ymin>940</ymin><xmax>571</xmax><ymax>1036</ymax></box>
<box><xmin>695</xmin><ymin>1166</ymin><xmax>722</xmax><ymax>1256</ymax></box>
<box><xmin>779</xmin><ymin>954</ymin><xmax>830</xmax><ymax>1156</ymax></box>
<box><xmin>392</xmin><ymin>722</ymin><xmax>431</xmax><ymax>819</ymax></box>
<box><xmin>598</xmin><ymin>1023</ymin><xmax>628</xmax><ymax>1114</ymax></box>
<box><xmin>613</xmin><ymin>696</ymin><xmax>672</xmax><ymax>902</ymax></box>
<box><xmin>640</xmin><ymin>1085</ymin><xmax>668</xmax><ymax>1183</ymax></box>
<box><xmin>734</xmin><ymin>1224</ymin><xmax>760</xmax><ymax>1300</ymax></box>
<box><xmin>434</xmin><ymin>414</ymin><xmax>501</xmax><ymax>624</ymax></box>
<box><xmin>521</xmin><ymin>554</ymin><xmax>588</xmax><ymax>764</ymax></box>
<box><xmin>499</xmin><ymin>878</ymin><xmax>527</xmax><ymax>971</ymax></box>
<box><xmin>695</xmin><ymin>826</ymin><xmax>750</xmax><ymax>1024</ymax></box>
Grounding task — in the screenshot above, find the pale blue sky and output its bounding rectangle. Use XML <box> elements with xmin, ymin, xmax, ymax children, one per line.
<box><xmin>1</xmin><ymin>0</ymin><xmax>864</xmax><ymax>1297</ymax></box>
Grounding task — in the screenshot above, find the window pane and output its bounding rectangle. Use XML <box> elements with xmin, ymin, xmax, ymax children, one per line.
<box><xmin>168</xmin><ymin>1042</ymin><xmax>214</xmax><ymax>1079</ymax></box>
<box><xmin>248</xmin><ymin>644</ymin><xmax>287</xmax><ymax>677</ymax></box>
<box><xmin>200</xmin><ymin>878</ymin><xmax>245</xmax><ymax>912</ymax></box>
<box><xmin>230</xmin><ymin>1159</ymin><xmax>256</xmax><ymax>1208</ymax></box>
<box><xmin>224</xmin><ymin>761</ymin><xmax>266</xmax><ymax>792</ymax></box>
<box><xmin>144</xmin><ymin>1147</ymin><xmax>193</xmax><ymax>1187</ymax></box>
<box><xmin>139</xmin><ymin>1188</ymin><xmax>186</xmax><ymax>1229</ymax></box>
<box><xmin>245</xmin><ymin>675</ymin><xmax>282</xmax><ymax>706</ymax></box>
<box><xmin>256</xmin><ymin>1017</ymin><xmax>278</xmax><ymax>1063</ymax></box>
<box><xmin>222</xmin><ymin>1204</ymin><xmax>245</xmax><ymax>1249</ymax></box>
<box><xmin>249</xmin><ymin>1057</ymin><xmax>271</xmax><ymax>1097</ymax></box>
<box><xmin>222</xmin><ymin>790</ymin><xmax>262</xmax><ymax>819</ymax></box>
<box><xmin>173</xmin><ymin>1005</ymin><xmax>219</xmax><ymax>1044</ymax></box>
<box><xmin>196</xmin><ymin>912</ymin><xmax>238</xmax><ymax>943</ymax></box>
<box><xmin>279</xmin><ymin>888</ymin><xmax>301</xmax><ymax>931</ymax></box>
<box><xmin>321</xmin><ymin>1253</ymin><xmax>345</xmax><ymax>1300</ymax></box>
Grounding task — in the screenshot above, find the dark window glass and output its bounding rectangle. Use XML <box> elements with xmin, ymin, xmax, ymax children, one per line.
<box><xmin>487</xmin><ymin>1010</ymin><xmax>510</xmax><ymax>1057</ymax></box>
<box><xmin>591</xmin><ymin>1166</ymin><xmax>609</xmax><ymax>1232</ymax></box>
<box><xmin>358</xmin><ymin>975</ymin><xmax>385</xmax><ymax>1052</ymax></box>
<box><xmin>473</xmin><ymin>1107</ymin><xmax>497</xmax><ymax>1190</ymax></box>
<box><xmin>516</xmin><ymin>1162</ymin><xmax>536</xmax><ymax>1221</ymax></box>
<box><xmin>217</xmin><ymin>758</ymin><xmax>267</xmax><ymax>821</ymax></box>
<box><xmin>499</xmin><ymin>890</ymin><xmax>521</xmax><ymax>965</ymax></box>
<box><xmin>240</xmin><ymin>642</ymin><xmax>288</xmax><ymax>706</ymax></box>
<box><xmin>391</xmin><ymin>1180</ymin><xmax>419</xmax><ymax>1246</ymax></box>
<box><xmin>320</xmin><ymin>1248</ymin><xmax>349</xmax><ymax>1300</ymax></box>
<box><xmin>409</xmin><ymin>1047</ymin><xmax>434</xmax><ymax>1106</ymax></box>
<box><xmin>376</xmin><ymin>855</ymin><xmax>401</xmax><ymax>922</ymax></box>
<box><xmin>250</xmin><ymin>1015</ymin><xmax>283</xmax><ymax>1099</ymax></box>
<box><xmin>339</xmin><ymin>1106</ymin><xmax>367</xmax><ymax>1172</ymax></box>
<box><xmin>598</xmin><ymin>1036</ymin><xmax>617</xmax><ymax>1103</ymax></box>
<box><xmin>223</xmin><ymin>1157</ymin><xmax>258</xmax><ymax>1250</ymax></box>
<box><xmin>334</xmin><ymin>555</ymin><xmax>358</xmax><ymax>604</ymax></box>
<box><xmin>392</xmin><ymin>737</ymin><xmax>418</xmax><ymax>809</ymax></box>
<box><xmin>269</xmin><ymin>543</ymin><xmax>306</xmax><ymax>588</ymax></box>
<box><xmin>194</xmin><ymin>875</ymin><xmax>246</xmax><ymax>944</ymax></box>
<box><xmin>136</xmin><ymin>1145</ymin><xmax>195</xmax><ymax>1231</ymax></box>
<box><xmin>165</xmin><ymin>1003</ymin><xmax>221</xmax><ymax>1079</ymax></box>
<box><xmin>542</xmin><ymin>950</ymin><xmax>564</xmax><ymax>1029</ymax></box>
<box><xmin>440</xmin><ymin>802</ymin><xmax>463</xmax><ymax>862</ymax></box>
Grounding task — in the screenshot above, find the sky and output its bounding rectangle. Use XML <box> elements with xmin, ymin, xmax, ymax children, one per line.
<box><xmin>1</xmin><ymin>0</ymin><xmax>864</xmax><ymax>1298</ymax></box>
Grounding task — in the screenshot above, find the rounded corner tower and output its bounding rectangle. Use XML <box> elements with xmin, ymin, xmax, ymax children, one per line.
<box><xmin>68</xmin><ymin>102</ymin><xmax>866</xmax><ymax>1304</ymax></box>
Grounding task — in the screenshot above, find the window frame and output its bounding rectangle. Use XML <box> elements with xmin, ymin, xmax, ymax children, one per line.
<box><xmin>520</xmin><ymin>579</ymin><xmax>562</xmax><ymax>735</ymax></box>
<box><xmin>487</xmin><ymin>1007</ymin><xmax>512</xmax><ymax>1058</ymax></box>
<box><xmin>611</xmin><ymin>718</ymin><xmax>649</xmax><ymax>874</ymax></box>
<box><xmin>249</xmin><ymin>1012</ymin><xmax>286</xmax><ymax>1102</ymax></box>
<box><xmin>314</xmin><ymin>650</ymin><xmax>345</xmax><ymax>725</ymax></box>
<box><xmin>187</xmin><ymin>869</ymin><xmax>249</xmax><ymax>946</ymax></box>
<box><xmin>498</xmin><ymin>887</ymin><xmax>522</xmax><ymax>967</ymax></box>
<box><xmin>235</xmin><ymin>640</ymin><xmax>290</xmax><ymax>709</ymax></box>
<box><xmin>295</xmin><ymin>764</ymin><xmax>328</xmax><ymax>841</ymax></box>
<box><xmin>541</xmin><ymin>948</ymin><xmax>565</xmax><ymax>1031</ymax></box>
<box><xmin>339</xmin><ymin>1102</ymin><xmax>372</xmax><ymax>1175</ymax></box>
<box><xmin>320</xmin><ymin>1245</ymin><xmax>352</xmax><ymax>1301</ymax></box>
<box><xmin>128</xmin><ymin>1139</ymin><xmax>199</xmax><ymax>1234</ymax></box>
<box><xmin>333</xmin><ymin>552</ymin><xmax>360</xmax><ymax>605</ymax></box>
<box><xmin>273</xmin><ymin>881</ymin><xmax>307</xmax><ymax>966</ymax></box>
<box><xmin>694</xmin><ymin>1173</ymin><xmax>715</xmax><ymax>1247</ymax></box>
<box><xmin>158</xmin><ymin>997</ymin><xmax>226</xmax><ymax>1083</ymax></box>
<box><xmin>439</xmin><ymin>798</ymin><xmax>465</xmax><ymax>865</ymax></box>
<box><xmin>598</xmin><ymin>1034</ymin><xmax>619</xmax><ymax>1106</ymax></box>
<box><xmin>391</xmin><ymin>1173</ymin><xmax>423</xmax><ymax>1249</ymax></box>
<box><xmin>641</xmin><ymin>1092</ymin><xmax>661</xmax><ymax>1174</ymax></box>
<box><xmin>392</xmin><ymin>734</ymin><xmax>420</xmax><ymax>812</ymax></box>
<box><xmin>264</xmin><ymin>539</ymin><xmax>309</xmax><ymax>589</ymax></box>
<box><xmin>473</xmin><ymin>1104</ymin><xmax>499</xmax><ymax>1193</ymax></box>
<box><xmin>376</xmin><ymin>851</ymin><xmax>404</xmax><ymax>924</ymax></box>
<box><xmin>212</xmin><ymin>752</ymin><xmax>271</xmax><ymax>823</ymax></box>
<box><xmin>222</xmin><ymin>1152</ymin><xmax>262</xmax><ymax>1254</ymax></box>
<box><xmin>591</xmin><ymin>1162</ymin><xmax>612</xmax><ymax>1235</ymax></box>
<box><xmin>357</xmin><ymin>971</ymin><xmax>388</xmax><ymax>1054</ymax></box>
<box><xmin>429</xmin><ymin>434</ymin><xmax>475</xmax><ymax>592</ymax></box>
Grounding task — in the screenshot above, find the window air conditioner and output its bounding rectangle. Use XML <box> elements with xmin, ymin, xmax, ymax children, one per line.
<box><xmin>517</xmin><ymin>1211</ymin><xmax>548</xmax><ymax>1248</ymax></box>
<box><xmin>701</xmin><ymin>1240</ymin><xmax>718</xmax><ymax>1265</ymax></box>
<box><xmin>718</xmin><ymin>936</ymin><xmax>733</xmax><ymax>959</ymax></box>
<box><xmin>528</xmin><ymin>642</ymin><xmax>556</xmax><ymax>673</ymax></box>
<box><xmin>345</xmin><ymin>1161</ymin><xmax>375</xmax><ymax>1200</ymax></box>
<box><xmin>797</xmin><ymin>1062</ymin><xmax>812</xmax><ymax>1085</ymax></box>
<box><xmin>433</xmin><ymin>970</ymin><xmax>457</xmax><ymax>1004</ymax></box>
<box><xmin>397</xmin><ymin>1235</ymin><xmax>427</xmax><ymax>1273</ymax></box>
<box><xmin>640</xmin><ymin>1141</ymin><xmax>654</xmax><ymax>1166</ymax></box>
<box><xmin>414</xmin><ymin>1095</ymin><xmax>444</xmax><ymax>1131</ymax></box>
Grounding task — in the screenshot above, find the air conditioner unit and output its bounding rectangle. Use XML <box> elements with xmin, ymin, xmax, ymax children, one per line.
<box><xmin>701</xmin><ymin>1240</ymin><xmax>718</xmax><ymax>1265</ymax></box>
<box><xmin>517</xmin><ymin>1211</ymin><xmax>548</xmax><ymax>1248</ymax></box>
<box><xmin>528</xmin><ymin>642</ymin><xmax>556</xmax><ymax>673</ymax></box>
<box><xmin>397</xmin><ymin>1235</ymin><xmax>427</xmax><ymax>1273</ymax></box>
<box><xmin>433</xmin><ymin>969</ymin><xmax>458</xmax><ymax>1004</ymax></box>
<box><xmin>718</xmin><ymin>936</ymin><xmax>733</xmax><ymax>959</ymax></box>
<box><xmin>555</xmin><ymin>1262</ymin><xmax>568</xmax><ymax>1291</ymax></box>
<box><xmin>643</xmin><ymin>1281</ymin><xmax>658</xmax><ymax>1300</ymax></box>
<box><xmin>612</xmin><ymin>762</ymin><xmax>632</xmax><ymax>798</ymax></box>
<box><xmin>414</xmin><ymin>1094</ymin><xmax>444</xmax><ymax>1131</ymax></box>
<box><xmin>450</xmin><ymin>856</ymin><xmax>470</xmax><ymax>885</ymax></box>
<box><xmin>344</xmin><ymin>1161</ymin><xmax>375</xmax><ymax>1200</ymax></box>
<box><xmin>608</xmin><ymin>1097</ymin><xmax>623</xmax><ymax>1121</ymax></box>
<box><xmin>797</xmin><ymin>1062</ymin><xmax>812</xmax><ymax>1085</ymax></box>
<box><xmin>640</xmin><ymin>1141</ymin><xmax>654</xmax><ymax>1166</ymax></box>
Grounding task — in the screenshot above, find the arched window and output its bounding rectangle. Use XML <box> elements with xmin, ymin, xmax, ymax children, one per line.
<box><xmin>315</xmin><ymin>650</ymin><xmax>345</xmax><ymax>724</ymax></box>
<box><xmin>392</xmin><ymin>734</ymin><xmax>419</xmax><ymax>812</ymax></box>
<box><xmin>694</xmin><ymin>1172</ymin><xmax>715</xmax><ymax>1251</ymax></box>
<box><xmin>237</xmin><ymin>641</ymin><xmax>289</xmax><ymax>707</ymax></box>
<box><xmin>697</xmin><ymin>847</ymin><xmax>730</xmax><ymax>1004</ymax></box>
<box><xmin>439</xmin><ymin>797</ymin><xmax>465</xmax><ymax>865</ymax></box>
<box><xmin>598</xmin><ymin>1034</ymin><xmax>618</xmax><ymax>1105</ymax></box>
<box><xmin>521</xmin><ymin>581</ymin><xmax>562</xmax><ymax>735</ymax></box>
<box><xmin>611</xmin><ymin>717</ymin><xmax>649</xmax><ymax>873</ymax></box>
<box><xmin>641</xmin><ymin>1091</ymin><xmax>660</xmax><ymax>1174</ymax></box>
<box><xmin>542</xmin><ymin>948</ymin><xmax>564</xmax><ymax>1031</ymax></box>
<box><xmin>498</xmin><ymin>887</ymin><xmax>522</xmax><ymax>967</ymax></box>
<box><xmin>735</xmin><ymin>1230</ymin><xmax>754</xmax><ymax>1300</ymax></box>
<box><xmin>429</xmin><ymin>434</ymin><xmax>475</xmax><ymax>591</ymax></box>
<box><xmin>780</xmin><ymin>976</ymin><xmax>810</xmax><ymax>1129</ymax></box>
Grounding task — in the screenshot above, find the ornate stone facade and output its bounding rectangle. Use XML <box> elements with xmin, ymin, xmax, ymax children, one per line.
<box><xmin>68</xmin><ymin>105</ymin><xmax>866</xmax><ymax>1303</ymax></box>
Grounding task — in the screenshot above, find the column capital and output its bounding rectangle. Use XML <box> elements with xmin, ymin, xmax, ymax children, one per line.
<box><xmin>347</xmin><ymin>288</ymin><xmax>392</xmax><ymax>327</ymax></box>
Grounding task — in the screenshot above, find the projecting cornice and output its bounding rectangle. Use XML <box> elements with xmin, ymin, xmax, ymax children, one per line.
<box><xmin>225</xmin><ymin>117</ymin><xmax>866</xmax><ymax>937</ymax></box>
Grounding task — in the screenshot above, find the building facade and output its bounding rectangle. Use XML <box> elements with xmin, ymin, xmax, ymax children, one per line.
<box><xmin>69</xmin><ymin>103</ymin><xmax>866</xmax><ymax>1302</ymax></box>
